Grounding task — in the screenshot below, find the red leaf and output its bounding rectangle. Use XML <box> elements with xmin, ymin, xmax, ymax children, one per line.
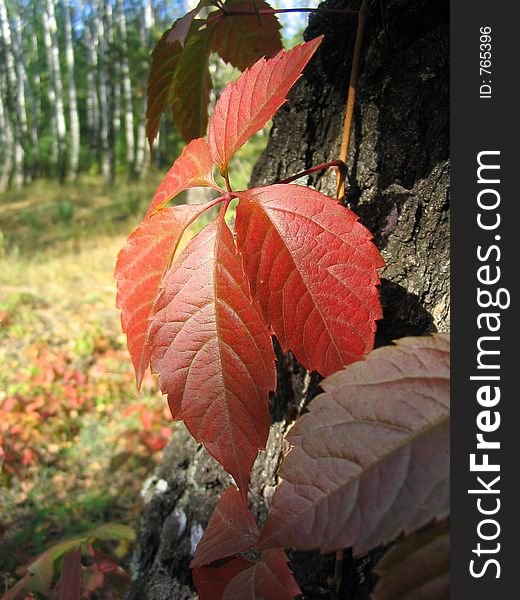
<box><xmin>148</xmin><ymin>217</ymin><xmax>276</xmax><ymax>492</ymax></box>
<box><xmin>146</xmin><ymin>138</ymin><xmax>219</xmax><ymax>216</ymax></box>
<box><xmin>210</xmin><ymin>0</ymin><xmax>283</xmax><ymax>71</ymax></box>
<box><xmin>236</xmin><ymin>184</ymin><xmax>384</xmax><ymax>376</ymax></box>
<box><xmin>208</xmin><ymin>37</ymin><xmax>322</xmax><ymax>173</ymax></box>
<box><xmin>170</xmin><ymin>26</ymin><xmax>213</xmax><ymax>142</ymax></box>
<box><xmin>193</xmin><ymin>557</ymin><xmax>254</xmax><ymax>600</ymax></box>
<box><xmin>258</xmin><ymin>335</ymin><xmax>450</xmax><ymax>555</ymax></box>
<box><xmin>191</xmin><ymin>486</ymin><xmax>260</xmax><ymax>568</ymax></box>
<box><xmin>49</xmin><ymin>548</ymin><xmax>82</xmax><ymax>600</ymax></box>
<box><xmin>166</xmin><ymin>5</ymin><xmax>204</xmax><ymax>46</ymax></box>
<box><xmin>115</xmin><ymin>200</ymin><xmax>221</xmax><ymax>387</ymax></box>
<box><xmin>166</xmin><ymin>1</ymin><xmax>216</xmax><ymax>46</ymax></box>
<box><xmin>146</xmin><ymin>27</ymin><xmax>183</xmax><ymax>150</ymax></box>
<box><xmin>221</xmin><ymin>549</ymin><xmax>301</xmax><ymax>600</ymax></box>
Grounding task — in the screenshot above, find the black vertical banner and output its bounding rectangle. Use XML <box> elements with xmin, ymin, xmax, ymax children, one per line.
<box><xmin>451</xmin><ymin>1</ymin><xmax>517</xmax><ymax>597</ymax></box>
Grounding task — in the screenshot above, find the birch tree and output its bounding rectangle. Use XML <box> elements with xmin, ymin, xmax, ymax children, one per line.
<box><xmin>95</xmin><ymin>0</ymin><xmax>113</xmax><ymax>180</ymax></box>
<box><xmin>13</xmin><ymin>9</ymin><xmax>40</xmax><ymax>178</ymax></box>
<box><xmin>46</xmin><ymin>0</ymin><xmax>67</xmax><ymax>179</ymax></box>
<box><xmin>134</xmin><ymin>0</ymin><xmax>155</xmax><ymax>177</ymax></box>
<box><xmin>84</xmin><ymin>12</ymin><xmax>100</xmax><ymax>154</ymax></box>
<box><xmin>63</xmin><ymin>0</ymin><xmax>80</xmax><ymax>178</ymax></box>
<box><xmin>41</xmin><ymin>0</ymin><xmax>59</xmax><ymax>170</ymax></box>
<box><xmin>0</xmin><ymin>0</ymin><xmax>24</xmax><ymax>187</ymax></box>
<box><xmin>116</xmin><ymin>0</ymin><xmax>135</xmax><ymax>176</ymax></box>
<box><xmin>0</xmin><ymin>73</ymin><xmax>13</xmax><ymax>192</ymax></box>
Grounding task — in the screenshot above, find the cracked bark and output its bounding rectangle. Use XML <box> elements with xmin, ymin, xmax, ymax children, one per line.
<box><xmin>127</xmin><ymin>0</ymin><xmax>449</xmax><ymax>598</ymax></box>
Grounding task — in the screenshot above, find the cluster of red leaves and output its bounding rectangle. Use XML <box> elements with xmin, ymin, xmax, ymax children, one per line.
<box><xmin>0</xmin><ymin>345</ymin><xmax>170</xmax><ymax>479</ymax></box>
<box><xmin>190</xmin><ymin>335</ymin><xmax>450</xmax><ymax>599</ymax></box>
<box><xmin>116</xmin><ymin>37</ymin><xmax>384</xmax><ymax>498</ymax></box>
<box><xmin>146</xmin><ymin>0</ymin><xmax>283</xmax><ymax>145</ymax></box>
<box><xmin>116</xmin><ymin>38</ymin><xmax>390</xmax><ymax>598</ymax></box>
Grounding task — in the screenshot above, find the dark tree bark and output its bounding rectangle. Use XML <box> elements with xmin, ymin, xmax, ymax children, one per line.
<box><xmin>127</xmin><ymin>0</ymin><xmax>449</xmax><ymax>598</ymax></box>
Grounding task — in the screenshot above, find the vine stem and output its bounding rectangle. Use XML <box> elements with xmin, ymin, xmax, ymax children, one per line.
<box><xmin>224</xmin><ymin>169</ymin><xmax>233</xmax><ymax>192</ymax></box>
<box><xmin>333</xmin><ymin>1</ymin><xmax>370</xmax><ymax>593</ymax></box>
<box><xmin>335</xmin><ymin>0</ymin><xmax>370</xmax><ymax>203</ymax></box>
<box><xmin>276</xmin><ymin>160</ymin><xmax>345</xmax><ymax>185</ymax></box>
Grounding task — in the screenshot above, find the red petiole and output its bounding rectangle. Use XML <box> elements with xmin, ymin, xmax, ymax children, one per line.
<box><xmin>276</xmin><ymin>159</ymin><xmax>346</xmax><ymax>185</ymax></box>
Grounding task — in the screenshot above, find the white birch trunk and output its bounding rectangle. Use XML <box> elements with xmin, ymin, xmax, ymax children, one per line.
<box><xmin>96</xmin><ymin>1</ymin><xmax>112</xmax><ymax>180</ymax></box>
<box><xmin>105</xmin><ymin>0</ymin><xmax>119</xmax><ymax>178</ymax></box>
<box><xmin>13</xmin><ymin>10</ymin><xmax>40</xmax><ymax>178</ymax></box>
<box><xmin>0</xmin><ymin>74</ymin><xmax>13</xmax><ymax>191</ymax></box>
<box><xmin>41</xmin><ymin>0</ymin><xmax>58</xmax><ymax>165</ymax></box>
<box><xmin>116</xmin><ymin>0</ymin><xmax>135</xmax><ymax>175</ymax></box>
<box><xmin>84</xmin><ymin>16</ymin><xmax>100</xmax><ymax>152</ymax></box>
<box><xmin>0</xmin><ymin>0</ymin><xmax>24</xmax><ymax>187</ymax></box>
<box><xmin>135</xmin><ymin>0</ymin><xmax>155</xmax><ymax>177</ymax></box>
<box><xmin>45</xmin><ymin>0</ymin><xmax>67</xmax><ymax>179</ymax></box>
<box><xmin>63</xmin><ymin>1</ymin><xmax>80</xmax><ymax>179</ymax></box>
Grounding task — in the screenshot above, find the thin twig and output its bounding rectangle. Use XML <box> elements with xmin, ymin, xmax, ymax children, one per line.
<box><xmin>224</xmin><ymin>169</ymin><xmax>233</xmax><ymax>192</ymax></box>
<box><xmin>276</xmin><ymin>160</ymin><xmax>345</xmax><ymax>185</ymax></box>
<box><xmin>335</xmin><ymin>0</ymin><xmax>370</xmax><ymax>203</ymax></box>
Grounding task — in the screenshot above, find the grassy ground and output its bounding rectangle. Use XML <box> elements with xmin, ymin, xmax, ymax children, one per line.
<box><xmin>0</xmin><ymin>133</ymin><xmax>268</xmax><ymax>598</ymax></box>
<box><xmin>0</xmin><ymin>174</ymin><xmax>173</xmax><ymax>596</ymax></box>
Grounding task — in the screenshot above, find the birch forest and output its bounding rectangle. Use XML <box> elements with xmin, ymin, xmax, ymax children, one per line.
<box><xmin>0</xmin><ymin>0</ymin><xmax>188</xmax><ymax>191</ymax></box>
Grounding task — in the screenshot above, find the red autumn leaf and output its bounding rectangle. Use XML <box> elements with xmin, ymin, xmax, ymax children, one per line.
<box><xmin>49</xmin><ymin>548</ymin><xmax>82</xmax><ymax>600</ymax></box>
<box><xmin>208</xmin><ymin>36</ymin><xmax>322</xmax><ymax>173</ymax></box>
<box><xmin>166</xmin><ymin>1</ymin><xmax>210</xmax><ymax>46</ymax></box>
<box><xmin>258</xmin><ymin>335</ymin><xmax>450</xmax><ymax>555</ymax></box>
<box><xmin>146</xmin><ymin>137</ymin><xmax>219</xmax><ymax>216</ymax></box>
<box><xmin>146</xmin><ymin>26</ymin><xmax>183</xmax><ymax>150</ymax></box>
<box><xmin>193</xmin><ymin>557</ymin><xmax>254</xmax><ymax>600</ymax></box>
<box><xmin>148</xmin><ymin>217</ymin><xmax>276</xmax><ymax>492</ymax></box>
<box><xmin>210</xmin><ymin>0</ymin><xmax>283</xmax><ymax>71</ymax></box>
<box><xmin>191</xmin><ymin>486</ymin><xmax>260</xmax><ymax>568</ymax></box>
<box><xmin>221</xmin><ymin>549</ymin><xmax>301</xmax><ymax>600</ymax></box>
<box><xmin>373</xmin><ymin>519</ymin><xmax>450</xmax><ymax>600</ymax></box>
<box><xmin>115</xmin><ymin>200</ymin><xmax>222</xmax><ymax>387</ymax></box>
<box><xmin>235</xmin><ymin>184</ymin><xmax>384</xmax><ymax>376</ymax></box>
<box><xmin>170</xmin><ymin>26</ymin><xmax>213</xmax><ymax>142</ymax></box>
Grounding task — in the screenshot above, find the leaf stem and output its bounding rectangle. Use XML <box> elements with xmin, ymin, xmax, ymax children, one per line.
<box><xmin>336</xmin><ymin>0</ymin><xmax>369</xmax><ymax>203</ymax></box>
<box><xmin>224</xmin><ymin>169</ymin><xmax>233</xmax><ymax>192</ymax></box>
<box><xmin>276</xmin><ymin>160</ymin><xmax>346</xmax><ymax>185</ymax></box>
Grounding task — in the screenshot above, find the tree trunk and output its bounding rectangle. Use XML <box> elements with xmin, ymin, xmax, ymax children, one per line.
<box><xmin>0</xmin><ymin>0</ymin><xmax>24</xmax><ymax>188</ymax></box>
<box><xmin>105</xmin><ymin>0</ymin><xmax>120</xmax><ymax>179</ymax></box>
<box><xmin>63</xmin><ymin>1</ymin><xmax>80</xmax><ymax>179</ymax></box>
<box><xmin>126</xmin><ymin>1</ymin><xmax>449</xmax><ymax>598</ymax></box>
<box><xmin>134</xmin><ymin>0</ymin><xmax>154</xmax><ymax>178</ymax></box>
<box><xmin>0</xmin><ymin>73</ymin><xmax>13</xmax><ymax>192</ymax></box>
<box><xmin>45</xmin><ymin>0</ymin><xmax>67</xmax><ymax>181</ymax></box>
<box><xmin>84</xmin><ymin>15</ymin><xmax>100</xmax><ymax>156</ymax></box>
<box><xmin>96</xmin><ymin>0</ymin><xmax>113</xmax><ymax>181</ymax></box>
<box><xmin>13</xmin><ymin>9</ymin><xmax>40</xmax><ymax>179</ymax></box>
<box><xmin>116</xmin><ymin>0</ymin><xmax>135</xmax><ymax>177</ymax></box>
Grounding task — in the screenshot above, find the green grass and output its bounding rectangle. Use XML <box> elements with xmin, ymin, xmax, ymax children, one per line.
<box><xmin>0</xmin><ymin>173</ymin><xmax>163</xmax><ymax>257</ymax></box>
